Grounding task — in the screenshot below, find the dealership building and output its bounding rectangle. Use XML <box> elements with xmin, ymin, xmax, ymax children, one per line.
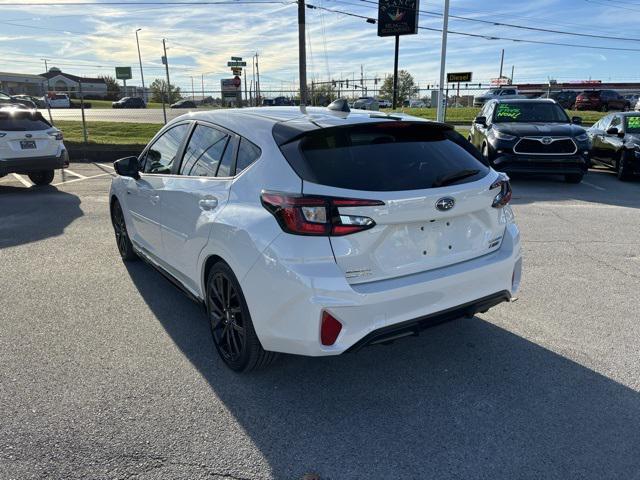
<box><xmin>40</xmin><ymin>67</ymin><xmax>108</xmax><ymax>98</ymax></box>
<box><xmin>0</xmin><ymin>72</ymin><xmax>47</xmax><ymax>96</ymax></box>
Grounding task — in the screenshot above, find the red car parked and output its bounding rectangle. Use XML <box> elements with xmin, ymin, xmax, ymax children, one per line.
<box><xmin>574</xmin><ymin>90</ymin><xmax>631</xmax><ymax>112</ymax></box>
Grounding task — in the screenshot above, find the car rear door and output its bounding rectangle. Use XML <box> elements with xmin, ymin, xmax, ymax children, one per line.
<box><xmin>159</xmin><ymin>122</ymin><xmax>238</xmax><ymax>292</ymax></box>
<box><xmin>124</xmin><ymin>122</ymin><xmax>191</xmax><ymax>258</ymax></box>
<box><xmin>284</xmin><ymin>122</ymin><xmax>507</xmax><ymax>284</ymax></box>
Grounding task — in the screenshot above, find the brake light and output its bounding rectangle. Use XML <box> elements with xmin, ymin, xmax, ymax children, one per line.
<box><xmin>320</xmin><ymin>311</ymin><xmax>342</xmax><ymax>346</ymax></box>
<box><xmin>47</xmin><ymin>130</ymin><xmax>63</xmax><ymax>141</ymax></box>
<box><xmin>261</xmin><ymin>191</ymin><xmax>383</xmax><ymax>236</ymax></box>
<box><xmin>490</xmin><ymin>175</ymin><xmax>512</xmax><ymax>208</ymax></box>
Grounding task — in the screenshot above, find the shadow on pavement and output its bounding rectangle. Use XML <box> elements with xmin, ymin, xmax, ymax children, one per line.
<box><xmin>0</xmin><ymin>185</ymin><xmax>83</xmax><ymax>248</ymax></box>
<box><xmin>126</xmin><ymin>261</ymin><xmax>640</xmax><ymax>479</ymax></box>
<box><xmin>509</xmin><ymin>168</ymin><xmax>640</xmax><ymax>209</ymax></box>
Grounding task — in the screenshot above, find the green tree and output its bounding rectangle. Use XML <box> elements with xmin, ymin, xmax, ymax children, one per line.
<box><xmin>149</xmin><ymin>78</ymin><xmax>182</xmax><ymax>103</ymax></box>
<box><xmin>379</xmin><ymin>70</ymin><xmax>418</xmax><ymax>104</ymax></box>
<box><xmin>99</xmin><ymin>75</ymin><xmax>120</xmax><ymax>100</ymax></box>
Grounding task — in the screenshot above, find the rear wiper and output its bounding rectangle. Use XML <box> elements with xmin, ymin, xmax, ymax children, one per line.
<box><xmin>432</xmin><ymin>169</ymin><xmax>480</xmax><ymax>188</ymax></box>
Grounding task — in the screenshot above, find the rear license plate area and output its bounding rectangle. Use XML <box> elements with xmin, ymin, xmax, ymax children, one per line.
<box><xmin>20</xmin><ymin>140</ymin><xmax>37</xmax><ymax>150</ymax></box>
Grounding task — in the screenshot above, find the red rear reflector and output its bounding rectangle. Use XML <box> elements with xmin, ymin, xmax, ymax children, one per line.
<box><xmin>320</xmin><ymin>311</ymin><xmax>342</xmax><ymax>346</ymax></box>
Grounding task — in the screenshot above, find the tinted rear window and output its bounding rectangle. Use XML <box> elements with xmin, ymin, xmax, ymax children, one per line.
<box><xmin>0</xmin><ymin>111</ymin><xmax>51</xmax><ymax>131</ymax></box>
<box><xmin>278</xmin><ymin>122</ymin><xmax>488</xmax><ymax>191</ymax></box>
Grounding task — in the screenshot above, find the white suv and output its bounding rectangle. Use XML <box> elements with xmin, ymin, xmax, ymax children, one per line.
<box><xmin>110</xmin><ymin>107</ymin><xmax>522</xmax><ymax>371</ymax></box>
<box><xmin>0</xmin><ymin>107</ymin><xmax>68</xmax><ymax>185</ymax></box>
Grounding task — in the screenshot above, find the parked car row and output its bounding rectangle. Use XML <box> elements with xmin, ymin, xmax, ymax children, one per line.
<box><xmin>468</xmin><ymin>97</ymin><xmax>640</xmax><ymax>183</ymax></box>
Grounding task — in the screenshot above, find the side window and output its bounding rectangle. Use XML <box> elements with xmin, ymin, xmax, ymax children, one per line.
<box><xmin>180</xmin><ymin>125</ymin><xmax>229</xmax><ymax>177</ymax></box>
<box><xmin>485</xmin><ymin>103</ymin><xmax>495</xmax><ymax>123</ymax></box>
<box><xmin>216</xmin><ymin>141</ymin><xmax>235</xmax><ymax>177</ymax></box>
<box><xmin>142</xmin><ymin>123</ymin><xmax>189</xmax><ymax>174</ymax></box>
<box><xmin>609</xmin><ymin>116</ymin><xmax>621</xmax><ymax>129</ymax></box>
<box><xmin>235</xmin><ymin>138</ymin><xmax>262</xmax><ymax>174</ymax></box>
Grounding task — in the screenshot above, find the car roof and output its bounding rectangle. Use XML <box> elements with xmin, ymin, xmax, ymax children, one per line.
<box><xmin>492</xmin><ymin>98</ymin><xmax>556</xmax><ymax>104</ymax></box>
<box><xmin>171</xmin><ymin>107</ymin><xmax>443</xmax><ymax>145</ymax></box>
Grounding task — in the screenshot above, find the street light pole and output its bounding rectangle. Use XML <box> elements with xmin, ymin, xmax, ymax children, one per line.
<box><xmin>135</xmin><ymin>29</ymin><xmax>146</xmax><ymax>102</ymax></box>
<box><xmin>436</xmin><ymin>0</ymin><xmax>450</xmax><ymax>122</ymax></box>
<box><xmin>298</xmin><ymin>0</ymin><xmax>308</xmax><ymax>107</ymax></box>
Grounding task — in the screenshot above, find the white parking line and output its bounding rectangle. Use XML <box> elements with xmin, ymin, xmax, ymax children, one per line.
<box><xmin>582</xmin><ymin>181</ymin><xmax>606</xmax><ymax>191</ymax></box>
<box><xmin>12</xmin><ymin>174</ymin><xmax>32</xmax><ymax>188</ymax></box>
<box><xmin>63</xmin><ymin>169</ymin><xmax>87</xmax><ymax>179</ymax></box>
<box><xmin>94</xmin><ymin>162</ymin><xmax>115</xmax><ymax>170</ymax></box>
<box><xmin>52</xmin><ymin>172</ymin><xmax>113</xmax><ymax>186</ymax></box>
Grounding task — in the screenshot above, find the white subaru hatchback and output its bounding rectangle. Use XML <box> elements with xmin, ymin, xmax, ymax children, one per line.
<box><xmin>110</xmin><ymin>107</ymin><xmax>522</xmax><ymax>371</ymax></box>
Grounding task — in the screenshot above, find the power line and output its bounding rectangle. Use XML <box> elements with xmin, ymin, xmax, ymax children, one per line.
<box><xmin>306</xmin><ymin>2</ymin><xmax>640</xmax><ymax>53</ymax></box>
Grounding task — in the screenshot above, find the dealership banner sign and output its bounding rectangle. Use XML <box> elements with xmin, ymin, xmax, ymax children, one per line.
<box><xmin>377</xmin><ymin>0</ymin><xmax>420</xmax><ymax>37</ymax></box>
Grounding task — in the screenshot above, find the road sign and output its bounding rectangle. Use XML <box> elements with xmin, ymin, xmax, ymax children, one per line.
<box><xmin>377</xmin><ymin>0</ymin><xmax>420</xmax><ymax>37</ymax></box>
<box><xmin>231</xmin><ymin>67</ymin><xmax>242</xmax><ymax>76</ymax></box>
<box><xmin>227</xmin><ymin>61</ymin><xmax>247</xmax><ymax>67</ymax></box>
<box><xmin>447</xmin><ymin>72</ymin><xmax>472</xmax><ymax>83</ymax></box>
<box><xmin>231</xmin><ymin>56</ymin><xmax>243</xmax><ymax>61</ymax></box>
<box><xmin>115</xmin><ymin>66</ymin><xmax>132</xmax><ymax>80</ymax></box>
<box><xmin>232</xmin><ymin>76</ymin><xmax>241</xmax><ymax>88</ymax></box>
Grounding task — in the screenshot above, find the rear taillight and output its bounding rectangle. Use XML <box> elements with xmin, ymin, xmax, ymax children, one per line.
<box><xmin>47</xmin><ymin>130</ymin><xmax>63</xmax><ymax>141</ymax></box>
<box><xmin>320</xmin><ymin>311</ymin><xmax>342</xmax><ymax>346</ymax></box>
<box><xmin>261</xmin><ymin>191</ymin><xmax>383</xmax><ymax>236</ymax></box>
<box><xmin>490</xmin><ymin>175</ymin><xmax>512</xmax><ymax>208</ymax></box>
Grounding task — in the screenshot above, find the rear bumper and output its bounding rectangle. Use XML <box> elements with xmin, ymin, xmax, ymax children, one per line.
<box><xmin>0</xmin><ymin>150</ymin><xmax>68</xmax><ymax>176</ymax></box>
<box><xmin>242</xmin><ymin>222</ymin><xmax>522</xmax><ymax>357</ymax></box>
<box><xmin>493</xmin><ymin>152</ymin><xmax>589</xmax><ymax>175</ymax></box>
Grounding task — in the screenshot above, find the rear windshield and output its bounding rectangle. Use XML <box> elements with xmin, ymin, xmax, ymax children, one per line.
<box><xmin>278</xmin><ymin>122</ymin><xmax>489</xmax><ymax>191</ymax></box>
<box><xmin>626</xmin><ymin>116</ymin><xmax>640</xmax><ymax>134</ymax></box>
<box><xmin>0</xmin><ymin>111</ymin><xmax>52</xmax><ymax>131</ymax></box>
<box><xmin>494</xmin><ymin>102</ymin><xmax>569</xmax><ymax>123</ymax></box>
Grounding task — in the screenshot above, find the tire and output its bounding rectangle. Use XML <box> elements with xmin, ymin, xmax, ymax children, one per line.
<box><xmin>601</xmin><ymin>104</ymin><xmax>609</xmax><ymax>112</ymax></box>
<box><xmin>206</xmin><ymin>261</ymin><xmax>277</xmax><ymax>372</ymax></box>
<box><xmin>616</xmin><ymin>150</ymin><xmax>633</xmax><ymax>181</ymax></box>
<box><xmin>110</xmin><ymin>199</ymin><xmax>138</xmax><ymax>261</ymax></box>
<box><xmin>565</xmin><ymin>173</ymin><xmax>584</xmax><ymax>183</ymax></box>
<box><xmin>28</xmin><ymin>170</ymin><xmax>54</xmax><ymax>186</ymax></box>
<box><xmin>624</xmin><ymin>104</ymin><xmax>631</xmax><ymax>112</ymax></box>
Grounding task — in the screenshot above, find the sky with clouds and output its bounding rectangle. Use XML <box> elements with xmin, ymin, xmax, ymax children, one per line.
<box><xmin>1</xmin><ymin>0</ymin><xmax>639</xmax><ymax>94</ymax></box>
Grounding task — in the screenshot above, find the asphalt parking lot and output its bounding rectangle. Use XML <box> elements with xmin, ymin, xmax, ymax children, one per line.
<box><xmin>1</xmin><ymin>164</ymin><xmax>640</xmax><ymax>479</ymax></box>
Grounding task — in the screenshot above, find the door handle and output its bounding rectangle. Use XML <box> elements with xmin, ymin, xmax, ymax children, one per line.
<box><xmin>150</xmin><ymin>194</ymin><xmax>160</xmax><ymax>205</ymax></box>
<box><xmin>199</xmin><ymin>196</ymin><xmax>218</xmax><ymax>211</ymax></box>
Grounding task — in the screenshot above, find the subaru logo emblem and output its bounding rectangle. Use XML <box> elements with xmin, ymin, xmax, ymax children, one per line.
<box><xmin>25</xmin><ymin>133</ymin><xmax>32</xmax><ymax>138</ymax></box>
<box><xmin>541</xmin><ymin>137</ymin><xmax>553</xmax><ymax>145</ymax></box>
<box><xmin>435</xmin><ymin>197</ymin><xmax>455</xmax><ymax>211</ymax></box>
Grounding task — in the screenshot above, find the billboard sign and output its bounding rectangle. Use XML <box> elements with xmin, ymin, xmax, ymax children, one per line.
<box><xmin>221</xmin><ymin>78</ymin><xmax>241</xmax><ymax>99</ymax></box>
<box><xmin>377</xmin><ymin>0</ymin><xmax>420</xmax><ymax>37</ymax></box>
<box><xmin>447</xmin><ymin>72</ymin><xmax>472</xmax><ymax>83</ymax></box>
<box><xmin>115</xmin><ymin>66</ymin><xmax>132</xmax><ymax>80</ymax></box>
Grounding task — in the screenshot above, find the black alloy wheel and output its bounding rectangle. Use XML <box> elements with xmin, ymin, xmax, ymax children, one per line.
<box><xmin>617</xmin><ymin>150</ymin><xmax>633</xmax><ymax>181</ymax></box>
<box><xmin>111</xmin><ymin>200</ymin><xmax>138</xmax><ymax>261</ymax></box>
<box><xmin>206</xmin><ymin>262</ymin><xmax>277</xmax><ymax>372</ymax></box>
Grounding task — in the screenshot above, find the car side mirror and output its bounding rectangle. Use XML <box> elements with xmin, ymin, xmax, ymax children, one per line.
<box><xmin>114</xmin><ymin>156</ymin><xmax>140</xmax><ymax>179</ymax></box>
<box><xmin>606</xmin><ymin>127</ymin><xmax>620</xmax><ymax>136</ymax></box>
<box><xmin>571</xmin><ymin>116</ymin><xmax>582</xmax><ymax>125</ymax></box>
<box><xmin>474</xmin><ymin>116</ymin><xmax>487</xmax><ymax>126</ymax></box>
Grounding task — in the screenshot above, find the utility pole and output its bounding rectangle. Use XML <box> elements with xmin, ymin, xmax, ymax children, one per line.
<box><xmin>255</xmin><ymin>52</ymin><xmax>261</xmax><ymax>106</ymax></box>
<box><xmin>392</xmin><ymin>35</ymin><xmax>399</xmax><ymax>109</ymax></box>
<box><xmin>511</xmin><ymin>65</ymin><xmax>515</xmax><ymax>84</ymax></box>
<box><xmin>298</xmin><ymin>0</ymin><xmax>308</xmax><ymax>106</ymax></box>
<box><xmin>162</xmin><ymin>39</ymin><xmax>171</xmax><ymax>103</ymax></box>
<box><xmin>201</xmin><ymin>74</ymin><xmax>205</xmax><ymax>102</ymax></box>
<box><xmin>191</xmin><ymin>76</ymin><xmax>195</xmax><ymax>100</ymax></box>
<box><xmin>244</xmin><ymin>73</ymin><xmax>248</xmax><ymax>107</ymax></box>
<box><xmin>135</xmin><ymin>29</ymin><xmax>146</xmax><ymax>101</ymax></box>
<box><xmin>252</xmin><ymin>54</ymin><xmax>256</xmax><ymax>106</ymax></box>
<box><xmin>499</xmin><ymin>49</ymin><xmax>505</xmax><ymax>79</ymax></box>
<box><xmin>436</xmin><ymin>0</ymin><xmax>450</xmax><ymax>122</ymax></box>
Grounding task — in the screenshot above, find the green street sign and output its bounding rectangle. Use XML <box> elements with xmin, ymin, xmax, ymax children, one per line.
<box><xmin>231</xmin><ymin>56</ymin><xmax>243</xmax><ymax>61</ymax></box>
<box><xmin>227</xmin><ymin>61</ymin><xmax>247</xmax><ymax>67</ymax></box>
<box><xmin>115</xmin><ymin>66</ymin><xmax>132</xmax><ymax>80</ymax></box>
